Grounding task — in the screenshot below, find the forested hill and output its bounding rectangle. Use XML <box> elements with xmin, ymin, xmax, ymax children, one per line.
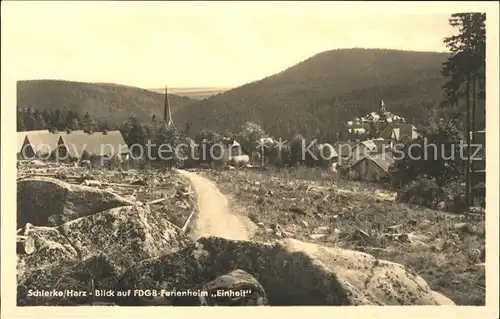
<box><xmin>17</xmin><ymin>80</ymin><xmax>194</xmax><ymax>126</ymax></box>
<box><xmin>173</xmin><ymin>48</ymin><xmax>450</xmax><ymax>140</ymax></box>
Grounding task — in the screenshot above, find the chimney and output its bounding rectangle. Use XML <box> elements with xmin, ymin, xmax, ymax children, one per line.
<box><xmin>163</xmin><ymin>86</ymin><xmax>174</xmax><ymax>127</ymax></box>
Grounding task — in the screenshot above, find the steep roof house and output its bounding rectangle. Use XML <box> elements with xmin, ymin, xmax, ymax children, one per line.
<box><xmin>344</xmin><ymin>140</ymin><xmax>379</xmax><ymax>166</ymax></box>
<box><xmin>334</xmin><ymin>141</ymin><xmax>357</xmax><ymax>163</ymax></box>
<box><xmin>19</xmin><ymin>130</ymin><xmax>69</xmax><ymax>159</ymax></box>
<box><xmin>57</xmin><ymin>131</ymin><xmax>130</xmax><ymax>165</ymax></box>
<box><xmin>17</xmin><ymin>130</ymin><xmax>50</xmax><ymax>157</ymax></box>
<box><xmin>18</xmin><ymin>130</ymin><xmax>92</xmax><ymax>159</ymax></box>
<box><xmin>351</xmin><ymin>152</ymin><xmax>395</xmax><ymax>182</ymax></box>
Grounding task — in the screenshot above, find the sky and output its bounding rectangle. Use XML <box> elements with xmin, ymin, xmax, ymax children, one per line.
<box><xmin>1</xmin><ymin>1</ymin><xmax>490</xmax><ymax>89</ymax></box>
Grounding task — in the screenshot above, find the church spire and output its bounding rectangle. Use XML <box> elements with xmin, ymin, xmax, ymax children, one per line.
<box><xmin>380</xmin><ymin>99</ymin><xmax>387</xmax><ymax>113</ymax></box>
<box><xmin>163</xmin><ymin>86</ymin><xmax>174</xmax><ymax>127</ymax></box>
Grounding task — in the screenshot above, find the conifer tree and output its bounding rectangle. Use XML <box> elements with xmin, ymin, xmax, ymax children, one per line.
<box><xmin>441</xmin><ymin>12</ymin><xmax>486</xmax><ymax>206</ymax></box>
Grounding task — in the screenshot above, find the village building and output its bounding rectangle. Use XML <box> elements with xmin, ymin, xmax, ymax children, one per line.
<box><xmin>18</xmin><ymin>130</ymin><xmax>87</xmax><ymax>160</ymax></box>
<box><xmin>345</xmin><ymin>100</ymin><xmax>408</xmax><ymax>141</ymax></box>
<box><xmin>350</xmin><ymin>152</ymin><xmax>395</xmax><ymax>182</ymax></box>
<box><xmin>346</xmin><ymin>100</ymin><xmax>406</xmax><ymax>127</ymax></box>
<box><xmin>334</xmin><ymin>141</ymin><xmax>357</xmax><ymax>165</ymax></box>
<box><xmin>56</xmin><ymin>130</ymin><xmax>130</xmax><ymax>166</ymax></box>
<box><xmin>344</xmin><ymin>139</ymin><xmax>387</xmax><ymax>165</ymax></box>
<box><xmin>223</xmin><ymin>139</ymin><xmax>249</xmax><ymax>166</ymax></box>
<box><xmin>17</xmin><ymin>130</ymin><xmax>49</xmax><ymax>159</ymax></box>
<box><xmin>377</xmin><ymin>123</ymin><xmax>419</xmax><ymax>147</ymax></box>
<box><xmin>371</xmin><ymin>137</ymin><xmax>390</xmax><ymax>153</ymax></box>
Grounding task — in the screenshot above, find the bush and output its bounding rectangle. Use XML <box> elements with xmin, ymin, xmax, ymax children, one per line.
<box><xmin>443</xmin><ymin>182</ymin><xmax>468</xmax><ymax>213</ymax></box>
<box><xmin>397</xmin><ymin>177</ymin><xmax>445</xmax><ymax>209</ymax></box>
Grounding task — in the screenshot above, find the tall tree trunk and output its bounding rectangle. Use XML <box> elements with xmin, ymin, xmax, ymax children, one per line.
<box><xmin>471</xmin><ymin>74</ymin><xmax>477</xmax><ymax>206</ymax></box>
<box><xmin>465</xmin><ymin>73</ymin><xmax>471</xmax><ymax>207</ymax></box>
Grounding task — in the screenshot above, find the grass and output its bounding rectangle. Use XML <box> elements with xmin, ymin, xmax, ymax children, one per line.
<box><xmin>198</xmin><ymin>166</ymin><xmax>486</xmax><ymax>306</ymax></box>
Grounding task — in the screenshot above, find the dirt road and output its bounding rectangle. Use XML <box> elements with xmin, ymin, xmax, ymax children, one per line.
<box><xmin>176</xmin><ymin>169</ymin><xmax>252</xmax><ymax>240</ymax></box>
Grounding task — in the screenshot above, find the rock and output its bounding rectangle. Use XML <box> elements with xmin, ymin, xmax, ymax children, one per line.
<box><xmin>17</xmin><ymin>225</ymin><xmax>79</xmax><ymax>276</ymax></box>
<box><xmin>58</xmin><ymin>205</ymin><xmax>191</xmax><ymax>272</ymax></box>
<box><xmin>309</xmin><ymin>234</ymin><xmax>327</xmax><ymax>240</ymax></box>
<box><xmin>31</xmin><ymin>160</ymin><xmax>47</xmax><ymax>167</ymax></box>
<box><xmin>431</xmin><ymin>291</ymin><xmax>455</xmax><ymax>305</ymax></box>
<box><xmin>300</xmin><ymin>220</ymin><xmax>309</xmax><ymax>228</ymax></box>
<box><xmin>194</xmin><ymin>237</ymin><xmax>449</xmax><ymax>305</ymax></box>
<box><xmin>16</xmin><ymin>204</ymin><xmax>192</xmax><ymax>306</ymax></box>
<box><xmin>468</xmin><ymin>206</ymin><xmax>483</xmax><ymax>214</ymax></box>
<box><xmin>108</xmin><ymin>236</ymin><xmax>457</xmax><ymax>306</ymax></box>
<box><xmin>17</xmin><ymin>177</ymin><xmax>134</xmax><ymax>228</ymax></box>
<box><xmin>82</xmin><ymin>180</ymin><xmax>102</xmax><ymax>187</ymax></box>
<box><xmin>454</xmin><ymin>222</ymin><xmax>474</xmax><ymax>234</ymax></box>
<box><xmin>18</xmin><ymin>253</ymin><xmax>120</xmax><ymax>306</ymax></box>
<box><xmin>17</xmin><ymin>236</ymin><xmax>28</xmax><ymax>254</ymax></box>
<box><xmin>314</xmin><ymin>226</ymin><xmax>329</xmax><ymax>233</ymax></box>
<box><xmin>114</xmin><ymin>243</ymin><xmax>204</xmax><ymax>306</ymax></box>
<box><xmin>256</xmin><ymin>222</ymin><xmax>265</xmax><ymax>228</ymax></box>
<box><xmin>282</xmin><ymin>231</ymin><xmax>294</xmax><ymax>238</ymax></box>
<box><xmin>203</xmin><ymin>269</ymin><xmax>268</xmax><ymax>306</ymax></box>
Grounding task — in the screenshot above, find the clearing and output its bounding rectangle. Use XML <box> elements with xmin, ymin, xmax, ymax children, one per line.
<box><xmin>196</xmin><ymin>167</ymin><xmax>486</xmax><ymax>306</ymax></box>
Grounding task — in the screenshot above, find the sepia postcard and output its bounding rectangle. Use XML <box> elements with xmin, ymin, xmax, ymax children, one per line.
<box><xmin>1</xmin><ymin>1</ymin><xmax>499</xmax><ymax>318</ymax></box>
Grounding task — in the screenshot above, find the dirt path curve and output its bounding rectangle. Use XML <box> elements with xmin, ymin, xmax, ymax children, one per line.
<box><xmin>176</xmin><ymin>169</ymin><xmax>252</xmax><ymax>241</ymax></box>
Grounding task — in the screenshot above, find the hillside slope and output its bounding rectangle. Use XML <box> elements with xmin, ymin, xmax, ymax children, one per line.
<box><xmin>17</xmin><ymin>80</ymin><xmax>194</xmax><ymax>126</ymax></box>
<box><xmin>173</xmin><ymin>49</ymin><xmax>449</xmax><ymax>139</ymax></box>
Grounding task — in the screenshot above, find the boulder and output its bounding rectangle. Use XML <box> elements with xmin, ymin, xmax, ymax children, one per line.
<box><xmin>58</xmin><ymin>205</ymin><xmax>191</xmax><ymax>272</ymax></box>
<box><xmin>453</xmin><ymin>222</ymin><xmax>475</xmax><ymax>234</ymax></box>
<box><xmin>17</xmin><ymin>253</ymin><xmax>120</xmax><ymax>306</ymax></box>
<box><xmin>203</xmin><ymin>269</ymin><xmax>268</xmax><ymax>306</ymax></box>
<box><xmin>111</xmin><ymin>236</ymin><xmax>456</xmax><ymax>306</ymax></box>
<box><xmin>431</xmin><ymin>291</ymin><xmax>456</xmax><ymax>305</ymax></box>
<box><xmin>17</xmin><ymin>177</ymin><xmax>134</xmax><ymax>228</ymax></box>
<box><xmin>17</xmin><ymin>223</ymin><xmax>79</xmax><ymax>277</ymax></box>
<box><xmin>16</xmin><ymin>206</ymin><xmax>191</xmax><ymax>306</ymax></box>
<box><xmin>194</xmin><ymin>237</ymin><xmax>453</xmax><ymax>305</ymax></box>
<box><xmin>114</xmin><ymin>243</ymin><xmax>204</xmax><ymax>306</ymax></box>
